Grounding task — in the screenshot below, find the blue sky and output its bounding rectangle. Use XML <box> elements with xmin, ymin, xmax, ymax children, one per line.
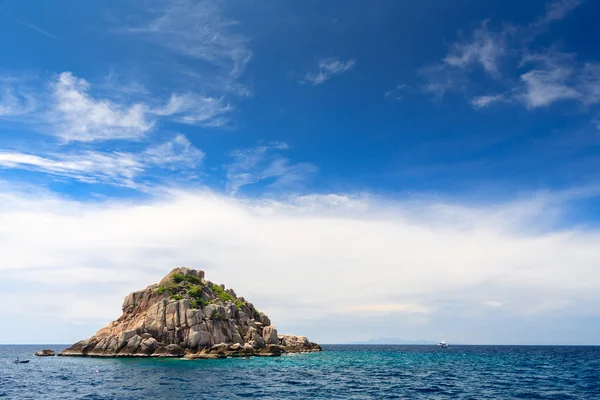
<box><xmin>0</xmin><ymin>0</ymin><xmax>599</xmax><ymax>345</ymax></box>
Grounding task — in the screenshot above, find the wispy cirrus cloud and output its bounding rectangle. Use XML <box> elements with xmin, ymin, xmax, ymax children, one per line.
<box><xmin>124</xmin><ymin>0</ymin><xmax>252</xmax><ymax>80</ymax></box>
<box><xmin>470</xmin><ymin>93</ymin><xmax>507</xmax><ymax>109</ymax></box>
<box><xmin>0</xmin><ymin>134</ymin><xmax>203</xmax><ymax>188</ymax></box>
<box><xmin>384</xmin><ymin>84</ymin><xmax>409</xmax><ymax>100</ymax></box>
<box><xmin>418</xmin><ymin>0</ymin><xmax>584</xmax><ymax>102</ymax></box>
<box><xmin>0</xmin><ymin>79</ymin><xmax>36</xmax><ymax>117</ymax></box>
<box><xmin>3</xmin><ymin>2</ymin><xmax>255</xmax><ymax>138</ymax></box>
<box><xmin>120</xmin><ymin>0</ymin><xmax>252</xmax><ymax>109</ymax></box>
<box><xmin>531</xmin><ymin>0</ymin><xmax>583</xmax><ymax>32</ymax></box>
<box><xmin>517</xmin><ymin>51</ymin><xmax>581</xmax><ymax>108</ymax></box>
<box><xmin>415</xmin><ymin>0</ymin><xmax>600</xmax><ymax>122</ymax></box>
<box><xmin>443</xmin><ymin>20</ymin><xmax>508</xmax><ymax>77</ymax></box>
<box><xmin>143</xmin><ymin>133</ymin><xmax>205</xmax><ymax>168</ymax></box>
<box><xmin>225</xmin><ymin>142</ymin><xmax>316</xmax><ymax>194</ymax></box>
<box><xmin>303</xmin><ymin>57</ymin><xmax>356</xmax><ymax>85</ymax></box>
<box><xmin>153</xmin><ymin>93</ymin><xmax>234</xmax><ymax>127</ymax></box>
<box><xmin>580</xmin><ymin>62</ymin><xmax>600</xmax><ymax>106</ymax></box>
<box><xmin>0</xmin><ymin>150</ymin><xmax>143</xmax><ymax>187</ymax></box>
<box><xmin>419</xmin><ymin>20</ymin><xmax>510</xmax><ymax>99</ymax></box>
<box><xmin>473</xmin><ymin>51</ymin><xmax>600</xmax><ymax>110</ymax></box>
<box><xmin>109</xmin><ymin>0</ymin><xmax>253</xmax><ymax>129</ymax></box>
<box><xmin>419</xmin><ymin>64</ymin><xmax>466</xmax><ymax>100</ymax></box>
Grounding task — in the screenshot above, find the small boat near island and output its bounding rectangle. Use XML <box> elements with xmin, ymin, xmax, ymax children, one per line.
<box><xmin>438</xmin><ymin>340</ymin><xmax>448</xmax><ymax>349</ymax></box>
<box><xmin>13</xmin><ymin>358</ymin><xmax>30</xmax><ymax>364</ymax></box>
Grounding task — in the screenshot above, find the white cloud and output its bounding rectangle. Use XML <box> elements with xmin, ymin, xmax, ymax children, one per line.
<box><xmin>50</xmin><ymin>72</ymin><xmax>153</xmax><ymax>142</ymax></box>
<box><xmin>471</xmin><ymin>54</ymin><xmax>600</xmax><ymax>110</ymax></box>
<box><xmin>0</xmin><ymin>187</ymin><xmax>599</xmax><ymax>344</ymax></box>
<box><xmin>115</xmin><ymin>0</ymin><xmax>253</xmax><ymax>123</ymax></box>
<box><xmin>0</xmin><ymin>81</ymin><xmax>36</xmax><ymax>117</ymax></box>
<box><xmin>418</xmin><ymin>0</ymin><xmax>587</xmax><ymax>111</ymax></box>
<box><xmin>1</xmin><ymin>71</ymin><xmax>239</xmax><ymax>139</ymax></box>
<box><xmin>519</xmin><ymin>68</ymin><xmax>579</xmax><ymax>108</ymax></box>
<box><xmin>0</xmin><ymin>150</ymin><xmax>143</xmax><ymax>187</ymax></box>
<box><xmin>534</xmin><ymin>0</ymin><xmax>582</xmax><ymax>28</ymax></box>
<box><xmin>516</xmin><ymin>51</ymin><xmax>600</xmax><ymax>109</ymax></box>
<box><xmin>0</xmin><ymin>135</ymin><xmax>203</xmax><ymax>187</ymax></box>
<box><xmin>153</xmin><ymin>93</ymin><xmax>234</xmax><ymax>127</ymax></box>
<box><xmin>261</xmin><ymin>158</ymin><xmax>317</xmax><ymax>189</ymax></box>
<box><xmin>225</xmin><ymin>142</ymin><xmax>316</xmax><ymax>194</ymax></box>
<box><xmin>470</xmin><ymin>94</ymin><xmax>506</xmax><ymax>109</ymax></box>
<box><xmin>419</xmin><ymin>21</ymin><xmax>508</xmax><ymax>98</ymax></box>
<box><xmin>153</xmin><ymin>94</ymin><xmax>192</xmax><ymax>116</ymax></box>
<box><xmin>384</xmin><ymin>84</ymin><xmax>408</xmax><ymax>100</ymax></box>
<box><xmin>444</xmin><ymin>21</ymin><xmax>506</xmax><ymax>76</ymax></box>
<box><xmin>419</xmin><ymin>64</ymin><xmax>465</xmax><ymax>99</ymax></box>
<box><xmin>304</xmin><ymin>57</ymin><xmax>356</xmax><ymax>85</ymax></box>
<box><xmin>143</xmin><ymin>134</ymin><xmax>205</xmax><ymax>168</ymax></box>
<box><xmin>92</xmin><ymin>0</ymin><xmax>256</xmax><ymax>131</ymax></box>
<box><xmin>579</xmin><ymin>63</ymin><xmax>600</xmax><ymax>106</ymax></box>
<box><xmin>125</xmin><ymin>0</ymin><xmax>251</xmax><ymax>80</ymax></box>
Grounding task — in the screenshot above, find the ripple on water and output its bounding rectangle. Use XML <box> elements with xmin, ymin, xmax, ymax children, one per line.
<box><xmin>1</xmin><ymin>345</ymin><xmax>600</xmax><ymax>399</ymax></box>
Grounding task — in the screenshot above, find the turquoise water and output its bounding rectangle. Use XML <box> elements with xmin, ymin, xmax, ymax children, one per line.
<box><xmin>1</xmin><ymin>345</ymin><xmax>599</xmax><ymax>399</ymax></box>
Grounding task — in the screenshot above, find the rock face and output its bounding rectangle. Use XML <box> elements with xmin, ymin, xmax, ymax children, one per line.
<box><xmin>34</xmin><ymin>350</ymin><xmax>55</xmax><ymax>356</ymax></box>
<box><xmin>59</xmin><ymin>267</ymin><xmax>321</xmax><ymax>358</ymax></box>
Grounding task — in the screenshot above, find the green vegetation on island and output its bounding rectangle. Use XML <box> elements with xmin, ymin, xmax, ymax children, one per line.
<box><xmin>156</xmin><ymin>268</ymin><xmax>249</xmax><ymax>312</ymax></box>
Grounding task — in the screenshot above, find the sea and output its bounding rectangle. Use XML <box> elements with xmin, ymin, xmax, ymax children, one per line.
<box><xmin>1</xmin><ymin>345</ymin><xmax>599</xmax><ymax>399</ymax></box>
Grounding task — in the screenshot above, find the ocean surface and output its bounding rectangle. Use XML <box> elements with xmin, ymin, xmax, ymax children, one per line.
<box><xmin>1</xmin><ymin>345</ymin><xmax>599</xmax><ymax>399</ymax></box>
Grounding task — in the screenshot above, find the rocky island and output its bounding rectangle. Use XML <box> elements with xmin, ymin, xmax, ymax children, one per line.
<box><xmin>59</xmin><ymin>267</ymin><xmax>321</xmax><ymax>358</ymax></box>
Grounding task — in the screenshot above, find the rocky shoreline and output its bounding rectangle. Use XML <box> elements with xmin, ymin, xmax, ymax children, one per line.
<box><xmin>59</xmin><ymin>267</ymin><xmax>321</xmax><ymax>358</ymax></box>
<box><xmin>34</xmin><ymin>350</ymin><xmax>56</xmax><ymax>357</ymax></box>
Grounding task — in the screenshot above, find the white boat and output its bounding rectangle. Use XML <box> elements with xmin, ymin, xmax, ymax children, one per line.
<box><xmin>438</xmin><ymin>340</ymin><xmax>448</xmax><ymax>348</ymax></box>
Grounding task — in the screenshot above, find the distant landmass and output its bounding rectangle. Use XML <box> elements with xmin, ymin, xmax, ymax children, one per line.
<box><xmin>350</xmin><ymin>338</ymin><xmax>437</xmax><ymax>345</ymax></box>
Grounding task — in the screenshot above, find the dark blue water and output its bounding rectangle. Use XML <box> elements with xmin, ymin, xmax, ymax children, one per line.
<box><xmin>1</xmin><ymin>345</ymin><xmax>599</xmax><ymax>399</ymax></box>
